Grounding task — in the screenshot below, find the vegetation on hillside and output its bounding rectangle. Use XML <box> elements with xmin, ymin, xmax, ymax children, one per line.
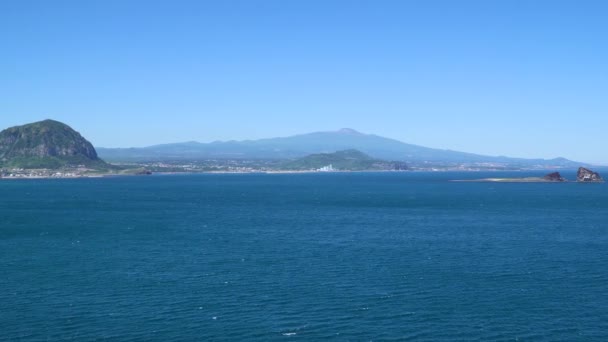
<box><xmin>0</xmin><ymin>119</ymin><xmax>109</xmax><ymax>169</ymax></box>
<box><xmin>281</xmin><ymin>149</ymin><xmax>408</xmax><ymax>171</ymax></box>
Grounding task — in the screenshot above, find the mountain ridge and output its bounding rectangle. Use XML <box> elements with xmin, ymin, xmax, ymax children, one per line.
<box><xmin>96</xmin><ymin>128</ymin><xmax>581</xmax><ymax>167</ymax></box>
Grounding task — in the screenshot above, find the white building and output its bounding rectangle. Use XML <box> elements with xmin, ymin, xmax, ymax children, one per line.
<box><xmin>317</xmin><ymin>164</ymin><xmax>334</xmax><ymax>172</ymax></box>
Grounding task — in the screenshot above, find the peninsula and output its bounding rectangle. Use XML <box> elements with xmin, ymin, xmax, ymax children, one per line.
<box><xmin>452</xmin><ymin>171</ymin><xmax>568</xmax><ymax>183</ymax></box>
<box><xmin>454</xmin><ymin>169</ymin><xmax>604</xmax><ymax>183</ymax></box>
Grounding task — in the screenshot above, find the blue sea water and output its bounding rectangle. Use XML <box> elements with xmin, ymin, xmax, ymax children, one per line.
<box><xmin>1</xmin><ymin>171</ymin><xmax>607</xmax><ymax>341</ymax></box>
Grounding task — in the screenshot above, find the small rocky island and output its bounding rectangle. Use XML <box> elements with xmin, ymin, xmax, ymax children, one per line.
<box><xmin>542</xmin><ymin>172</ymin><xmax>566</xmax><ymax>182</ymax></box>
<box><xmin>577</xmin><ymin>167</ymin><xmax>604</xmax><ymax>182</ymax></box>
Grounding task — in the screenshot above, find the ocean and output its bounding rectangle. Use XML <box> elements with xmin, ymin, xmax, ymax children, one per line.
<box><xmin>1</xmin><ymin>171</ymin><xmax>607</xmax><ymax>341</ymax></box>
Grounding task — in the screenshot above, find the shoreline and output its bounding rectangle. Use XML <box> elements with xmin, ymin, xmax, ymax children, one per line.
<box><xmin>2</xmin><ymin>169</ymin><xmax>604</xmax><ymax>180</ymax></box>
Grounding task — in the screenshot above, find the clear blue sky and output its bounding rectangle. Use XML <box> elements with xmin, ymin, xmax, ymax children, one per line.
<box><xmin>1</xmin><ymin>0</ymin><xmax>606</xmax><ymax>163</ymax></box>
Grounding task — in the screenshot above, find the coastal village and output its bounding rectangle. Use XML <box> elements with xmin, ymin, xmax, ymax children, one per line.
<box><xmin>0</xmin><ymin>168</ymin><xmax>92</xmax><ymax>179</ymax></box>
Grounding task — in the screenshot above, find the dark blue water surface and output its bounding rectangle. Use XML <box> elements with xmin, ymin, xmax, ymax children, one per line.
<box><xmin>1</xmin><ymin>171</ymin><xmax>608</xmax><ymax>341</ymax></box>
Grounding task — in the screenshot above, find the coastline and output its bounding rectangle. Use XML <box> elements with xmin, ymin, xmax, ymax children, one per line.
<box><xmin>2</xmin><ymin>168</ymin><xmax>605</xmax><ymax>180</ymax></box>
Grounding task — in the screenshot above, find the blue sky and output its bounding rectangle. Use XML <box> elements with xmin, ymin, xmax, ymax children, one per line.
<box><xmin>1</xmin><ymin>0</ymin><xmax>606</xmax><ymax>163</ymax></box>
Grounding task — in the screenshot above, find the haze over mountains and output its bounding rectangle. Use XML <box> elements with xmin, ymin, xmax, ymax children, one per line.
<box><xmin>97</xmin><ymin>128</ymin><xmax>580</xmax><ymax>167</ymax></box>
<box><xmin>0</xmin><ymin>120</ymin><xmax>590</xmax><ymax>172</ymax></box>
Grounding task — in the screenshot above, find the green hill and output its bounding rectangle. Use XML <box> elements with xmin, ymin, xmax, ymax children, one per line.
<box><xmin>0</xmin><ymin>119</ymin><xmax>108</xmax><ymax>169</ymax></box>
<box><xmin>282</xmin><ymin>149</ymin><xmax>408</xmax><ymax>171</ymax></box>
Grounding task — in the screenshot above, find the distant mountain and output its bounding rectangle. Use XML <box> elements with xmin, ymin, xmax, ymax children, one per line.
<box><xmin>0</xmin><ymin>120</ymin><xmax>107</xmax><ymax>169</ymax></box>
<box><xmin>282</xmin><ymin>149</ymin><xmax>408</xmax><ymax>171</ymax></box>
<box><xmin>97</xmin><ymin>128</ymin><xmax>580</xmax><ymax>167</ymax></box>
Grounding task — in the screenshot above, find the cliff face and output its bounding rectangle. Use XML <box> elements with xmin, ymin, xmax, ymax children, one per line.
<box><xmin>0</xmin><ymin>120</ymin><xmax>103</xmax><ymax>168</ymax></box>
<box><xmin>577</xmin><ymin>167</ymin><xmax>603</xmax><ymax>182</ymax></box>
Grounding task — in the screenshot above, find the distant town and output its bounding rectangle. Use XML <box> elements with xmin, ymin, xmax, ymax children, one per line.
<box><xmin>0</xmin><ymin>167</ymin><xmax>103</xmax><ymax>179</ymax></box>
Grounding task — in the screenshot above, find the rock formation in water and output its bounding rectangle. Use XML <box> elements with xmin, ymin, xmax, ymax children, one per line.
<box><xmin>543</xmin><ymin>172</ymin><xmax>566</xmax><ymax>182</ymax></box>
<box><xmin>576</xmin><ymin>167</ymin><xmax>603</xmax><ymax>182</ymax></box>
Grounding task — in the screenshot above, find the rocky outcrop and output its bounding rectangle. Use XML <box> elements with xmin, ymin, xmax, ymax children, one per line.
<box><xmin>0</xmin><ymin>119</ymin><xmax>105</xmax><ymax>168</ymax></box>
<box><xmin>543</xmin><ymin>172</ymin><xmax>566</xmax><ymax>182</ymax></box>
<box><xmin>577</xmin><ymin>167</ymin><xmax>603</xmax><ymax>182</ymax></box>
